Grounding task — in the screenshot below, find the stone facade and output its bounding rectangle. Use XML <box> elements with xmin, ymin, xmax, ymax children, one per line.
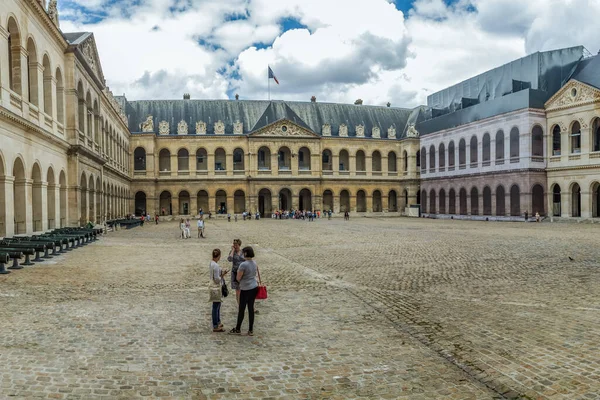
<box><xmin>0</xmin><ymin>0</ymin><xmax>130</xmax><ymax>237</ymax></box>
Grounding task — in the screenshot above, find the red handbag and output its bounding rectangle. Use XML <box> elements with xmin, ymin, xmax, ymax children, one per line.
<box><xmin>256</xmin><ymin>266</ymin><xmax>268</xmax><ymax>300</ymax></box>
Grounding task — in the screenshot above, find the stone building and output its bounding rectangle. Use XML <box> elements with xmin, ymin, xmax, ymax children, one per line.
<box><xmin>2</xmin><ymin>0</ymin><xmax>599</xmax><ymax>236</ymax></box>
<box><xmin>122</xmin><ymin>99</ymin><xmax>422</xmax><ymax>216</ymax></box>
<box><xmin>0</xmin><ymin>0</ymin><xmax>130</xmax><ymax>237</ymax></box>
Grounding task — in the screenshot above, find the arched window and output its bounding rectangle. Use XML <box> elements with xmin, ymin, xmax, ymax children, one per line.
<box><xmin>439</xmin><ymin>189</ymin><xmax>446</xmax><ymax>214</ymax></box>
<box><xmin>258</xmin><ymin>146</ymin><xmax>271</xmax><ymax>170</ymax></box>
<box><xmin>322</xmin><ymin>150</ymin><xmax>332</xmax><ymax>171</ymax></box>
<box><xmin>458</xmin><ymin>139</ymin><xmax>466</xmax><ymax>168</ymax></box>
<box><xmin>159</xmin><ymin>149</ymin><xmax>171</xmax><ymax>172</ymax></box>
<box><xmin>77</xmin><ymin>81</ymin><xmax>85</xmax><ymax>132</ymax></box>
<box><xmin>571</xmin><ymin>183</ymin><xmax>581</xmax><ymax>217</ymax></box>
<box><xmin>278</xmin><ymin>147</ymin><xmax>291</xmax><ymax>170</ymax></box>
<box><xmin>438</xmin><ymin>143</ymin><xmax>445</xmax><ymax>170</ymax></box>
<box><xmin>531</xmin><ymin>126</ymin><xmax>544</xmax><ymax>158</ymax></box>
<box><xmin>552</xmin><ymin>184</ymin><xmax>561</xmax><ymax>216</ymax></box>
<box><xmin>26</xmin><ymin>38</ymin><xmax>39</xmax><ymax>106</ymax></box>
<box><xmin>196</xmin><ymin>148</ymin><xmax>208</xmax><ymax>171</ymax></box>
<box><xmin>421</xmin><ymin>190</ymin><xmax>427</xmax><ymax>213</ymax></box>
<box><xmin>233</xmin><ymin>148</ymin><xmax>245</xmax><ymax>171</ymax></box>
<box><xmin>429</xmin><ymin>189</ymin><xmax>436</xmax><ymax>214</ymax></box>
<box><xmin>571</xmin><ymin>121</ymin><xmax>581</xmax><ymax>154</ymax></box>
<box><xmin>388</xmin><ymin>151</ymin><xmax>397</xmax><ymax>172</ymax></box>
<box><xmin>356</xmin><ymin>150</ymin><xmax>366</xmax><ymax>173</ymax></box>
<box><xmin>372</xmin><ymin>151</ymin><xmax>382</xmax><ymax>173</ymax></box>
<box><xmin>403</xmin><ymin>150</ymin><xmax>408</xmax><ymax>172</ymax></box>
<box><xmin>552</xmin><ymin>125</ymin><xmax>561</xmax><ymax>156</ymax></box>
<box><xmin>510</xmin><ymin>185</ymin><xmax>520</xmax><ymax>216</ymax></box>
<box><xmin>470</xmin><ymin>187</ymin><xmax>479</xmax><ymax>215</ymax></box>
<box><xmin>416</xmin><ymin>150</ymin><xmax>420</xmax><ymax>169</ymax></box>
<box><xmin>298</xmin><ymin>147</ymin><xmax>311</xmax><ymax>171</ymax></box>
<box><xmin>42</xmin><ymin>54</ymin><xmax>52</xmax><ymax>115</ymax></box>
<box><xmin>483</xmin><ymin>186</ymin><xmax>492</xmax><ymax>215</ymax></box>
<box><xmin>532</xmin><ymin>184</ymin><xmax>545</xmax><ymax>216</ymax></box>
<box><xmin>448</xmin><ymin>141</ymin><xmax>455</xmax><ymax>169</ymax></box>
<box><xmin>7</xmin><ymin>17</ymin><xmax>23</xmax><ymax>94</ymax></box>
<box><xmin>177</xmin><ymin>149</ymin><xmax>189</xmax><ymax>171</ymax></box>
<box><xmin>429</xmin><ymin>145</ymin><xmax>435</xmax><ymax>171</ymax></box>
<box><xmin>134</xmin><ymin>147</ymin><xmax>146</xmax><ymax>171</ymax></box>
<box><xmin>339</xmin><ymin>150</ymin><xmax>350</xmax><ymax>172</ymax></box>
<box><xmin>215</xmin><ymin>148</ymin><xmax>227</xmax><ymax>171</ymax></box>
<box><xmin>357</xmin><ymin>190</ymin><xmax>367</xmax><ymax>212</ymax></box>
<box><xmin>592</xmin><ymin>118</ymin><xmax>600</xmax><ymax>153</ymax></box>
<box><xmin>510</xmin><ymin>127</ymin><xmax>520</xmax><ymax>161</ymax></box>
<box><xmin>482</xmin><ymin>133</ymin><xmax>490</xmax><ymax>165</ymax></box>
<box><xmin>470</xmin><ymin>136</ymin><xmax>478</xmax><ymax>167</ymax></box>
<box><xmin>495</xmin><ymin>130</ymin><xmax>505</xmax><ymax>162</ymax></box>
<box><xmin>459</xmin><ymin>188</ymin><xmax>467</xmax><ymax>215</ymax></box>
<box><xmin>448</xmin><ymin>188</ymin><xmax>456</xmax><ymax>214</ymax></box>
<box><xmin>420</xmin><ymin>147</ymin><xmax>426</xmax><ymax>171</ymax></box>
<box><xmin>55</xmin><ymin>68</ymin><xmax>65</xmax><ymax>124</ymax></box>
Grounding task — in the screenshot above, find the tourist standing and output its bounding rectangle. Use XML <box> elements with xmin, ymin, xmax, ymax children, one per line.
<box><xmin>185</xmin><ymin>218</ymin><xmax>191</xmax><ymax>238</ymax></box>
<box><xmin>180</xmin><ymin>218</ymin><xmax>186</xmax><ymax>239</ymax></box>
<box><xmin>155</xmin><ymin>214</ymin><xmax>159</xmax><ymax>225</ymax></box>
<box><xmin>209</xmin><ymin>249</ymin><xmax>228</xmax><ymax>332</ymax></box>
<box><xmin>197</xmin><ymin>217</ymin><xmax>205</xmax><ymax>238</ymax></box>
<box><xmin>229</xmin><ymin>246</ymin><xmax>259</xmax><ymax>336</ymax></box>
<box><xmin>228</xmin><ymin>239</ymin><xmax>244</xmax><ymax>304</ymax></box>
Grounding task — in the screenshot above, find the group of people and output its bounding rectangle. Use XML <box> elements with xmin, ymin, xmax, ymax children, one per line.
<box><xmin>210</xmin><ymin>239</ymin><xmax>260</xmax><ymax>336</ymax></box>
<box><xmin>271</xmin><ymin>209</ymin><xmax>332</xmax><ymax>220</ymax></box>
<box><xmin>180</xmin><ymin>217</ymin><xmax>206</xmax><ymax>238</ymax></box>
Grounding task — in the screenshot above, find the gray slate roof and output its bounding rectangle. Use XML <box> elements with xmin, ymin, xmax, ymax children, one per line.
<box><xmin>63</xmin><ymin>32</ymin><xmax>92</xmax><ymax>45</ymax></box>
<box><xmin>571</xmin><ymin>55</ymin><xmax>600</xmax><ymax>89</ymax></box>
<box><xmin>121</xmin><ymin>99</ymin><xmax>420</xmax><ymax>139</ymax></box>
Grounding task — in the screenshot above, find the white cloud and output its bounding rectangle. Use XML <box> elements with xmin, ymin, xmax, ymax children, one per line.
<box><xmin>59</xmin><ymin>0</ymin><xmax>600</xmax><ymax>106</ymax></box>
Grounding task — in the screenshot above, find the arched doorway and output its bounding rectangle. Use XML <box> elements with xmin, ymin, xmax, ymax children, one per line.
<box><xmin>429</xmin><ymin>189</ymin><xmax>436</xmax><ymax>214</ymax></box>
<box><xmin>592</xmin><ymin>182</ymin><xmax>600</xmax><ymax>218</ymax></box>
<box><xmin>439</xmin><ymin>189</ymin><xmax>446</xmax><ymax>214</ymax></box>
<box><xmin>496</xmin><ymin>185</ymin><xmax>506</xmax><ymax>216</ymax></box>
<box><xmin>340</xmin><ymin>190</ymin><xmax>350</xmax><ymax>212</ymax></box>
<box><xmin>215</xmin><ymin>190</ymin><xmax>227</xmax><ymax>213</ymax></box>
<box><xmin>388</xmin><ymin>190</ymin><xmax>397</xmax><ymax>212</ymax></box>
<box><xmin>510</xmin><ymin>185</ymin><xmax>521</xmax><ymax>216</ymax></box>
<box><xmin>234</xmin><ymin>190</ymin><xmax>246</xmax><ymax>213</ymax></box>
<box><xmin>571</xmin><ymin>183</ymin><xmax>581</xmax><ymax>217</ymax></box>
<box><xmin>552</xmin><ymin>184</ymin><xmax>561</xmax><ymax>217</ymax></box>
<box><xmin>159</xmin><ymin>191</ymin><xmax>172</xmax><ymax>215</ymax></box>
<box><xmin>197</xmin><ymin>190</ymin><xmax>209</xmax><ymax>213</ymax></box>
<box><xmin>373</xmin><ymin>190</ymin><xmax>382</xmax><ymax>212</ymax></box>
<box><xmin>179</xmin><ymin>191</ymin><xmax>190</xmax><ymax>215</ymax></box>
<box><xmin>135</xmin><ymin>192</ymin><xmax>147</xmax><ymax>216</ymax></box>
<box><xmin>470</xmin><ymin>187</ymin><xmax>479</xmax><ymax>215</ymax></box>
<box><xmin>279</xmin><ymin>188</ymin><xmax>292</xmax><ymax>211</ymax></box>
<box><xmin>299</xmin><ymin>189</ymin><xmax>312</xmax><ymax>211</ymax></box>
<box><xmin>459</xmin><ymin>188</ymin><xmax>467</xmax><ymax>215</ymax></box>
<box><xmin>32</xmin><ymin>163</ymin><xmax>43</xmax><ymax>231</ymax></box>
<box><xmin>448</xmin><ymin>189</ymin><xmax>456</xmax><ymax>214</ymax></box>
<box><xmin>532</xmin><ymin>184</ymin><xmax>545</xmax><ymax>216</ymax></box>
<box><xmin>47</xmin><ymin>167</ymin><xmax>56</xmax><ymax>229</ymax></box>
<box><xmin>483</xmin><ymin>186</ymin><xmax>492</xmax><ymax>216</ymax></box>
<box><xmin>356</xmin><ymin>190</ymin><xmax>367</xmax><ymax>212</ymax></box>
<box><xmin>258</xmin><ymin>189</ymin><xmax>272</xmax><ymax>217</ymax></box>
<box><xmin>421</xmin><ymin>190</ymin><xmax>427</xmax><ymax>213</ymax></box>
<box><xmin>323</xmin><ymin>190</ymin><xmax>334</xmax><ymax>211</ymax></box>
<box><xmin>79</xmin><ymin>173</ymin><xmax>87</xmax><ymax>226</ymax></box>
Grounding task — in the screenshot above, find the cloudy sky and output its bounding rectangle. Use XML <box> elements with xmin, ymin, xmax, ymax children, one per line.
<box><xmin>59</xmin><ymin>0</ymin><xmax>600</xmax><ymax>107</ymax></box>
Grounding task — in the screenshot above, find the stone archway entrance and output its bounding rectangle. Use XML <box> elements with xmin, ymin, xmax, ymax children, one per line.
<box><xmin>299</xmin><ymin>189</ymin><xmax>312</xmax><ymax>211</ymax></box>
<box><xmin>340</xmin><ymin>190</ymin><xmax>350</xmax><ymax>212</ymax></box>
<box><xmin>279</xmin><ymin>188</ymin><xmax>292</xmax><ymax>211</ymax></box>
<box><xmin>258</xmin><ymin>189</ymin><xmax>272</xmax><ymax>217</ymax></box>
<box><xmin>323</xmin><ymin>190</ymin><xmax>334</xmax><ymax>212</ymax></box>
<box><xmin>135</xmin><ymin>192</ymin><xmax>147</xmax><ymax>216</ymax></box>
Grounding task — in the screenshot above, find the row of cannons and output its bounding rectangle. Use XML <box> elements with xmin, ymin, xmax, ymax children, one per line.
<box><xmin>0</xmin><ymin>227</ymin><xmax>103</xmax><ymax>274</ymax></box>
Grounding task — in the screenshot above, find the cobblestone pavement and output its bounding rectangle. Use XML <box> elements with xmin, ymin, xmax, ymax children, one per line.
<box><xmin>1</xmin><ymin>218</ymin><xmax>599</xmax><ymax>399</ymax></box>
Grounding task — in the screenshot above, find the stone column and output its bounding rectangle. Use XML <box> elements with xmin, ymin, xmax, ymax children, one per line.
<box><xmin>333</xmin><ymin>194</ymin><xmax>340</xmax><ymax>214</ymax></box>
<box><xmin>332</xmin><ymin>153</ymin><xmax>339</xmax><ymax>176</ymax></box>
<box><xmin>581</xmin><ymin>189</ymin><xmax>592</xmax><ymax>218</ymax></box>
<box><xmin>382</xmin><ymin>155</ymin><xmax>389</xmax><ymax>175</ymax></box>
<box><xmin>466</xmin><ymin>193</ymin><xmax>472</xmax><ymax>216</ymax></box>
<box><xmin>271</xmin><ymin>196</ymin><xmax>279</xmax><ymax>215</ymax></box>
<box><xmin>382</xmin><ymin>194</ymin><xmax>389</xmax><ymax>213</ymax></box>
<box><xmin>350</xmin><ymin>194</ymin><xmax>357</xmax><ymax>212</ymax></box>
<box><xmin>366</xmin><ymin>155</ymin><xmax>372</xmax><ymax>175</ymax></box>
<box><xmin>313</xmin><ymin>194</ymin><xmax>323</xmax><ymax>212</ymax></box>
<box><xmin>271</xmin><ymin>153</ymin><xmax>278</xmax><ymax>176</ymax></box>
<box><xmin>227</xmin><ymin>153</ymin><xmax>234</xmax><ymax>177</ymax></box>
<box><xmin>349</xmin><ymin>155</ymin><xmax>356</xmax><ymax>176</ymax></box>
<box><xmin>35</xmin><ymin>181</ymin><xmax>48</xmax><ymax>231</ymax></box>
<box><xmin>90</xmin><ymin>190</ymin><xmax>96</xmax><ymax>224</ymax></box>
<box><xmin>504</xmin><ymin>191</ymin><xmax>511</xmax><ymax>217</ymax></box>
<box><xmin>190</xmin><ymin>196</ymin><xmax>198</xmax><ymax>217</ymax></box>
<box><xmin>19</xmin><ymin>47</ymin><xmax>30</xmax><ymax>116</ymax></box>
<box><xmin>562</xmin><ymin>190</ymin><xmax>570</xmax><ymax>217</ymax></box>
<box><xmin>291</xmin><ymin>151</ymin><xmax>299</xmax><ymax>176</ymax></box>
<box><xmin>491</xmin><ymin>191</ymin><xmax>497</xmax><ymax>216</ymax></box>
<box><xmin>171</xmin><ymin>154</ymin><xmax>177</xmax><ymax>177</ymax></box>
<box><xmin>366</xmin><ymin>193</ymin><xmax>373</xmax><ymax>212</ymax></box>
<box><xmin>0</xmin><ymin>27</ymin><xmax>12</xmax><ymax>108</ymax></box>
<box><xmin>208</xmin><ymin>196</ymin><xmax>216</xmax><ymax>214</ymax></box>
<box><xmin>291</xmin><ymin>193</ymin><xmax>299</xmax><ymax>211</ymax></box>
<box><xmin>172</xmin><ymin>196</ymin><xmax>179</xmax><ymax>216</ymax></box>
<box><xmin>0</xmin><ymin>176</ymin><xmax>15</xmax><ymax>237</ymax></box>
<box><xmin>226</xmin><ymin>196</ymin><xmax>234</xmax><ymax>215</ymax></box>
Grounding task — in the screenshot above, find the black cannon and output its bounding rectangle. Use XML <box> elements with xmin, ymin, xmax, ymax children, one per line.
<box><xmin>0</xmin><ymin>247</ymin><xmax>33</xmax><ymax>268</ymax></box>
<box><xmin>1</xmin><ymin>241</ymin><xmax>46</xmax><ymax>262</ymax></box>
<box><xmin>0</xmin><ymin>252</ymin><xmax>12</xmax><ymax>274</ymax></box>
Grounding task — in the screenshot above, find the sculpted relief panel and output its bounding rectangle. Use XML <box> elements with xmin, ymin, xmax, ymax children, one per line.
<box><xmin>339</xmin><ymin>123</ymin><xmax>348</xmax><ymax>137</ymax></box>
<box><xmin>141</xmin><ymin>115</ymin><xmax>154</xmax><ymax>132</ymax></box>
<box><xmin>322</xmin><ymin>123</ymin><xmax>331</xmax><ymax>136</ymax></box>
<box><xmin>214</xmin><ymin>120</ymin><xmax>225</xmax><ymax>135</ymax></box>
<box><xmin>177</xmin><ymin>120</ymin><xmax>188</xmax><ymax>135</ymax></box>
<box><xmin>158</xmin><ymin>121</ymin><xmax>169</xmax><ymax>135</ymax></box>
<box><xmin>196</xmin><ymin>121</ymin><xmax>206</xmax><ymax>135</ymax></box>
<box><xmin>388</xmin><ymin>126</ymin><xmax>396</xmax><ymax>139</ymax></box>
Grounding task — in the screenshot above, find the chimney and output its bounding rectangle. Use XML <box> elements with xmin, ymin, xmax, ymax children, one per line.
<box><xmin>183</xmin><ymin>93</ymin><xmax>190</xmax><ymax>100</ymax></box>
<box><xmin>311</xmin><ymin>96</ymin><xmax>316</xmax><ymax>103</ymax></box>
<box><xmin>235</xmin><ymin>94</ymin><xmax>239</xmax><ymax>100</ymax></box>
<box><xmin>387</xmin><ymin>102</ymin><xmax>391</xmax><ymax>107</ymax></box>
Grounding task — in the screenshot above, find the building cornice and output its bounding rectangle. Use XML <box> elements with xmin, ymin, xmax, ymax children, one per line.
<box><xmin>0</xmin><ymin>107</ymin><xmax>70</xmax><ymax>151</ymax></box>
<box><xmin>546</xmin><ymin>163</ymin><xmax>600</xmax><ymax>172</ymax></box>
<box><xmin>25</xmin><ymin>0</ymin><xmax>68</xmax><ymax>51</ymax></box>
<box><xmin>420</xmin><ymin>168</ymin><xmax>547</xmax><ymax>182</ymax></box>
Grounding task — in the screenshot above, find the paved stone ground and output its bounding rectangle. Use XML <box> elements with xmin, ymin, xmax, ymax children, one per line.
<box><xmin>1</xmin><ymin>217</ymin><xmax>599</xmax><ymax>399</ymax></box>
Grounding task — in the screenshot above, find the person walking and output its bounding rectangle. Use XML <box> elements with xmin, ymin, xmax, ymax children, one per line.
<box><xmin>227</xmin><ymin>239</ymin><xmax>244</xmax><ymax>304</ymax></box>
<box><xmin>197</xmin><ymin>217</ymin><xmax>205</xmax><ymax>238</ymax></box>
<box><xmin>209</xmin><ymin>249</ymin><xmax>228</xmax><ymax>332</ymax></box>
<box><xmin>155</xmin><ymin>214</ymin><xmax>159</xmax><ymax>225</ymax></box>
<box><xmin>229</xmin><ymin>246</ymin><xmax>259</xmax><ymax>336</ymax></box>
<box><xmin>180</xmin><ymin>218</ymin><xmax>186</xmax><ymax>239</ymax></box>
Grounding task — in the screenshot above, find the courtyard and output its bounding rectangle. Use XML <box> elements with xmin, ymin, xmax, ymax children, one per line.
<box><xmin>0</xmin><ymin>218</ymin><xmax>599</xmax><ymax>399</ymax></box>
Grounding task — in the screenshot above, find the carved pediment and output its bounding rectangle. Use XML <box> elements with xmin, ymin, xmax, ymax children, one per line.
<box><xmin>177</xmin><ymin>120</ymin><xmax>188</xmax><ymax>135</ymax></box>
<box><xmin>158</xmin><ymin>121</ymin><xmax>169</xmax><ymax>135</ymax></box>
<box><xmin>545</xmin><ymin>80</ymin><xmax>600</xmax><ymax>111</ymax></box>
<box><xmin>196</xmin><ymin>121</ymin><xmax>206</xmax><ymax>134</ymax></box>
<box><xmin>250</xmin><ymin>120</ymin><xmax>319</xmax><ymax>138</ymax></box>
<box><xmin>78</xmin><ymin>35</ymin><xmax>105</xmax><ymax>85</ymax></box>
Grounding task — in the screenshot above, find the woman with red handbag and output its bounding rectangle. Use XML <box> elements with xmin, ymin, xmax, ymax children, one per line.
<box><xmin>229</xmin><ymin>246</ymin><xmax>262</xmax><ymax>336</ymax></box>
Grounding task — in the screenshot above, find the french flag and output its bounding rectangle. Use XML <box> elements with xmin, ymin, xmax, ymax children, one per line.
<box><xmin>268</xmin><ymin>66</ymin><xmax>279</xmax><ymax>85</ymax></box>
